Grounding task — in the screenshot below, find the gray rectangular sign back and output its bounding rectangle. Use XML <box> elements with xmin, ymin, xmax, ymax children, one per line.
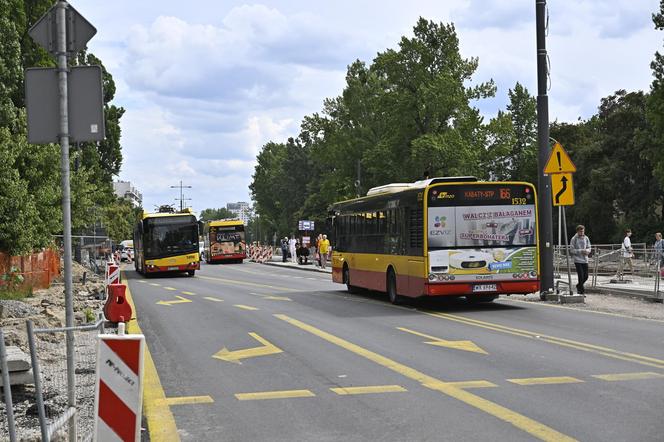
<box><xmin>25</xmin><ymin>65</ymin><xmax>106</xmax><ymax>144</ymax></box>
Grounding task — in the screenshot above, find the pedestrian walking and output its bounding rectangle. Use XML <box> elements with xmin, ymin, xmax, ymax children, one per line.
<box><xmin>315</xmin><ymin>234</ymin><xmax>323</xmax><ymax>267</ymax></box>
<box><xmin>319</xmin><ymin>234</ymin><xmax>330</xmax><ymax>269</ymax></box>
<box><xmin>289</xmin><ymin>236</ymin><xmax>297</xmax><ymax>264</ymax></box>
<box><xmin>280</xmin><ymin>237</ymin><xmax>289</xmax><ymax>263</ymax></box>
<box><xmin>570</xmin><ymin>225</ymin><xmax>591</xmax><ymax>295</ymax></box>
<box><xmin>654</xmin><ymin>232</ymin><xmax>663</xmax><ymax>270</ymax></box>
<box><xmin>618</xmin><ymin>229</ymin><xmax>634</xmax><ymax>277</ymax></box>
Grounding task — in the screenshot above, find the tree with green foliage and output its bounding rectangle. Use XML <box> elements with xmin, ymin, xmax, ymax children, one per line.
<box><xmin>103</xmin><ymin>199</ymin><xmax>140</xmax><ymax>242</ymax></box>
<box><xmin>252</xmin><ymin>18</ymin><xmax>497</xmax><ymax>233</ymax></box>
<box><xmin>199</xmin><ymin>207</ymin><xmax>237</xmax><ymax>222</ymax></box>
<box><xmin>647</xmin><ymin>1</ymin><xmax>664</xmax><ymax>188</ymax></box>
<box><xmin>0</xmin><ymin>0</ymin><xmax>125</xmax><ymax>255</ymax></box>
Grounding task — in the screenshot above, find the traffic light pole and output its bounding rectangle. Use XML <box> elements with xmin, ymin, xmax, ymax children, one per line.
<box><xmin>536</xmin><ymin>0</ymin><xmax>554</xmax><ymax>296</ymax></box>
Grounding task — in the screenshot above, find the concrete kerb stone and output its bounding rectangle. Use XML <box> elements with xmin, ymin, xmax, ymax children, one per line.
<box><xmin>262</xmin><ymin>260</ymin><xmax>332</xmax><ymax>274</ymax></box>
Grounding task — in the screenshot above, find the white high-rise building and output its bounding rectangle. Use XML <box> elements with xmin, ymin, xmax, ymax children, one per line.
<box><xmin>113</xmin><ymin>181</ymin><xmax>143</xmax><ymax>207</ymax></box>
<box><xmin>226</xmin><ymin>202</ymin><xmax>251</xmax><ymax>225</ymax></box>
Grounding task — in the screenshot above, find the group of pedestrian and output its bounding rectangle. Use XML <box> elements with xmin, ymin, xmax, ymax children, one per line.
<box><xmin>279</xmin><ymin>233</ymin><xmax>331</xmax><ymax>269</ymax></box>
<box><xmin>570</xmin><ymin>226</ymin><xmax>664</xmax><ymax>294</ymax></box>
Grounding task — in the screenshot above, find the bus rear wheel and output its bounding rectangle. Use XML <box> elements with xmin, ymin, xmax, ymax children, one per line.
<box><xmin>387</xmin><ymin>270</ymin><xmax>402</xmax><ymax>305</ymax></box>
<box><xmin>187</xmin><ymin>270</ymin><xmax>195</xmax><ymax>276</ymax></box>
<box><xmin>343</xmin><ymin>266</ymin><xmax>361</xmax><ymax>294</ymax></box>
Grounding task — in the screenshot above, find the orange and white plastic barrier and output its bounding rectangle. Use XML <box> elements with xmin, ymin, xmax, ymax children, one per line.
<box><xmin>93</xmin><ymin>329</ymin><xmax>145</xmax><ymax>441</ymax></box>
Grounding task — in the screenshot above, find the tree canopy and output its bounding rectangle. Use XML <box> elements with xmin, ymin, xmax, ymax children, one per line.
<box><xmin>0</xmin><ymin>0</ymin><xmax>125</xmax><ymax>255</ymax></box>
<box><xmin>250</xmin><ymin>15</ymin><xmax>664</xmax><ymax>245</ymax></box>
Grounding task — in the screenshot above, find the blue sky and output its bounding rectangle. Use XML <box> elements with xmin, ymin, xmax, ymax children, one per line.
<box><xmin>74</xmin><ymin>0</ymin><xmax>662</xmax><ymax>214</ymax></box>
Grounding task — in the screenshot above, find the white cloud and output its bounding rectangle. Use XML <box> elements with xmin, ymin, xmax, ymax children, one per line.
<box><xmin>71</xmin><ymin>0</ymin><xmax>662</xmax><ymax>213</ymax></box>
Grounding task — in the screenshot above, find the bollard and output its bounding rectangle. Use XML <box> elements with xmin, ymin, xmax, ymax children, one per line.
<box><xmin>93</xmin><ymin>333</ymin><xmax>145</xmax><ymax>441</ymax></box>
<box><xmin>103</xmin><ymin>284</ymin><xmax>132</xmax><ymax>324</ymax></box>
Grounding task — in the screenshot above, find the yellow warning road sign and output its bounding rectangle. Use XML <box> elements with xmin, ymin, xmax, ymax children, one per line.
<box><xmin>544</xmin><ymin>142</ymin><xmax>577</xmax><ymax>174</ymax></box>
<box><xmin>551</xmin><ymin>173</ymin><xmax>574</xmax><ymax>206</ymax></box>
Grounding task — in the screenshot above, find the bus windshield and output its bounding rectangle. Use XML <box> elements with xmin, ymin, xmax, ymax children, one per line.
<box><xmin>427</xmin><ymin>184</ymin><xmax>536</xmax><ymax>249</ymax></box>
<box><xmin>145</xmin><ymin>216</ymin><xmax>198</xmax><ymax>258</ymax></box>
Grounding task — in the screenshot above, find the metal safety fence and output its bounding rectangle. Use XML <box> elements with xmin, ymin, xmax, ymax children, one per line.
<box><xmin>554</xmin><ymin>243</ymin><xmax>663</xmax><ymax>301</ymax></box>
<box><xmin>6</xmin><ymin>319</ymin><xmax>105</xmax><ymax>442</ymax></box>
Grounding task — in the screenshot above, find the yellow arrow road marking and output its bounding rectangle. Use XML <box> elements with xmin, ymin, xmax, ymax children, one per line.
<box><xmin>508</xmin><ymin>377</ymin><xmax>583</xmax><ymax>386</ymax></box>
<box><xmin>203</xmin><ymin>296</ymin><xmax>223</xmax><ymax>302</ymax></box>
<box><xmin>156</xmin><ymin>295</ymin><xmax>193</xmax><ymax>306</ymax></box>
<box><xmin>235</xmin><ymin>389</ymin><xmax>314</xmax><ymax>400</ymax></box>
<box><xmin>331</xmin><ymin>385</ymin><xmax>407</xmax><ymax>395</ymax></box>
<box><xmin>158</xmin><ymin>396</ymin><xmax>214</xmax><ymax>406</ymax></box>
<box><xmin>263</xmin><ymin>296</ymin><xmax>292</xmax><ymax>301</ymax></box>
<box><xmin>234</xmin><ymin>304</ymin><xmax>259</xmax><ymax>311</ymax></box>
<box><xmin>213</xmin><ymin>332</ymin><xmax>282</xmax><ymax>364</ymax></box>
<box><xmin>276</xmin><ymin>314</ymin><xmax>574</xmax><ymax>442</ymax></box>
<box><xmin>592</xmin><ymin>372</ymin><xmax>664</xmax><ymax>382</ymax></box>
<box><xmin>422</xmin><ymin>310</ymin><xmax>664</xmax><ymax>369</ymax></box>
<box><xmin>397</xmin><ymin>327</ymin><xmax>488</xmax><ymax>354</ymax></box>
<box><xmin>181</xmin><ymin>291</ymin><xmax>196</xmax><ymax>295</ymax></box>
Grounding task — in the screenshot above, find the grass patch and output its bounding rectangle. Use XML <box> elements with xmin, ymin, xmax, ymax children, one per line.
<box><xmin>0</xmin><ymin>287</ymin><xmax>33</xmax><ymax>301</ymax></box>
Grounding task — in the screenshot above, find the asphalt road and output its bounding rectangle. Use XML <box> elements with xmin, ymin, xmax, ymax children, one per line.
<box><xmin>125</xmin><ymin>261</ymin><xmax>664</xmax><ymax>442</ymax></box>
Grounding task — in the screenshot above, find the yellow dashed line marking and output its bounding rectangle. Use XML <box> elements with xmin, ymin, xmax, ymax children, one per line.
<box><xmin>160</xmin><ymin>396</ymin><xmax>214</xmax><ymax>406</ymax></box>
<box><xmin>164</xmin><ymin>287</ymin><xmax>177</xmax><ymax>291</ymax></box>
<box><xmin>592</xmin><ymin>372</ymin><xmax>664</xmax><ymax>382</ymax></box>
<box><xmin>234</xmin><ymin>304</ymin><xmax>259</xmax><ymax>311</ymax></box>
<box><xmin>445</xmin><ymin>380</ymin><xmax>497</xmax><ymax>389</ymax></box>
<box><xmin>203</xmin><ymin>297</ymin><xmax>223</xmax><ymax>302</ymax></box>
<box><xmin>263</xmin><ymin>296</ymin><xmax>292</xmax><ymax>301</ymax></box>
<box><xmin>181</xmin><ymin>291</ymin><xmax>196</xmax><ymax>295</ymax></box>
<box><xmin>137</xmin><ymin>280</ymin><xmax>147</xmax><ymax>283</ymax></box>
<box><xmin>149</xmin><ymin>283</ymin><xmax>161</xmax><ymax>287</ymax></box>
<box><xmin>235</xmin><ymin>390</ymin><xmax>315</xmax><ymax>400</ymax></box>
<box><xmin>508</xmin><ymin>377</ymin><xmax>584</xmax><ymax>386</ymax></box>
<box><xmin>276</xmin><ymin>314</ymin><xmax>575</xmax><ymax>442</ymax></box>
<box><xmin>331</xmin><ymin>385</ymin><xmax>407</xmax><ymax>395</ymax></box>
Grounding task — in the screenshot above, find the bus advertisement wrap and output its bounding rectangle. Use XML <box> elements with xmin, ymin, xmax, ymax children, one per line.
<box><xmin>428</xmin><ymin>204</ymin><xmax>536</xmax><ymax>248</ymax></box>
<box><xmin>429</xmin><ymin>247</ymin><xmax>538</xmax><ymax>281</ymax></box>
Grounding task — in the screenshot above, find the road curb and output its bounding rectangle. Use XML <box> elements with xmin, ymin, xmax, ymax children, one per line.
<box><xmin>262</xmin><ymin>260</ymin><xmax>332</xmax><ymax>274</ymax></box>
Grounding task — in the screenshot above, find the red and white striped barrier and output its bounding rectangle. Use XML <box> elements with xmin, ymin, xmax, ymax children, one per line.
<box><xmin>94</xmin><ymin>331</ymin><xmax>145</xmax><ymax>441</ymax></box>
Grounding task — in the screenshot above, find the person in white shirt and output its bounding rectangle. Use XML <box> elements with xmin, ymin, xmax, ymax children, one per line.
<box><xmin>289</xmin><ymin>237</ymin><xmax>297</xmax><ymax>264</ymax></box>
<box><xmin>618</xmin><ymin>229</ymin><xmax>634</xmax><ymax>277</ymax></box>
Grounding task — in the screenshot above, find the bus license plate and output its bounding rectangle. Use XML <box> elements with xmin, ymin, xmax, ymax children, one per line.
<box><xmin>168</xmin><ymin>266</ymin><xmax>179</xmax><ymax>271</ymax></box>
<box><xmin>473</xmin><ymin>284</ymin><xmax>497</xmax><ymax>293</ymax></box>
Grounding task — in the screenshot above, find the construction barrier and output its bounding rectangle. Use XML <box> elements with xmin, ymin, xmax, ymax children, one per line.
<box><xmin>247</xmin><ymin>245</ymin><xmax>273</xmax><ymax>263</ymax></box>
<box><xmin>93</xmin><ymin>330</ymin><xmax>144</xmax><ymax>442</ymax></box>
<box><xmin>0</xmin><ymin>248</ymin><xmax>60</xmax><ymax>291</ymax></box>
<box><xmin>103</xmin><ymin>284</ymin><xmax>132</xmax><ymax>324</ymax></box>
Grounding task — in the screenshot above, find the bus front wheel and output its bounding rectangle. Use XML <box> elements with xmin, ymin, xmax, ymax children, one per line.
<box><xmin>343</xmin><ymin>266</ymin><xmax>361</xmax><ymax>294</ymax></box>
<box><xmin>387</xmin><ymin>270</ymin><xmax>402</xmax><ymax>305</ymax></box>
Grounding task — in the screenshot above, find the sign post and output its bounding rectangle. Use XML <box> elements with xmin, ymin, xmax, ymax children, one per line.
<box><xmin>543</xmin><ymin>140</ymin><xmax>581</xmax><ymax>302</ymax></box>
<box><xmin>27</xmin><ymin>2</ymin><xmax>103</xmax><ymax>440</ymax></box>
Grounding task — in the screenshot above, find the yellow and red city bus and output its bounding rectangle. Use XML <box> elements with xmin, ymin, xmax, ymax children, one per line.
<box><xmin>330</xmin><ymin>177</ymin><xmax>539</xmax><ymax>303</ymax></box>
<box><xmin>203</xmin><ymin>219</ymin><xmax>246</xmax><ymax>263</ymax></box>
<box><xmin>133</xmin><ymin>208</ymin><xmax>200</xmax><ymax>276</ymax></box>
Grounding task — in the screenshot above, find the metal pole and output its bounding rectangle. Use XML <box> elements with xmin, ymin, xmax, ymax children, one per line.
<box><xmin>536</xmin><ymin>0</ymin><xmax>554</xmax><ymax>297</ymax></box>
<box><xmin>562</xmin><ymin>207</ymin><xmax>573</xmax><ymax>296</ymax></box>
<box><xmin>55</xmin><ymin>2</ymin><xmax>77</xmax><ymax>440</ymax></box>
<box><xmin>0</xmin><ymin>329</ymin><xmax>17</xmax><ymax>442</ymax></box>
<box><xmin>27</xmin><ymin>321</ymin><xmax>49</xmax><ymax>442</ymax></box>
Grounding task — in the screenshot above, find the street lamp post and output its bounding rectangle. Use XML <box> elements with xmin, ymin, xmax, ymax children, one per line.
<box><xmin>170</xmin><ymin>180</ymin><xmax>192</xmax><ymax>211</ymax></box>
